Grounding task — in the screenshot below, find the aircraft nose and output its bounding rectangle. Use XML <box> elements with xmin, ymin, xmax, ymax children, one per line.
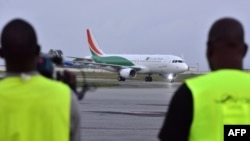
<box><xmin>182</xmin><ymin>63</ymin><xmax>189</xmax><ymax>71</ymax></box>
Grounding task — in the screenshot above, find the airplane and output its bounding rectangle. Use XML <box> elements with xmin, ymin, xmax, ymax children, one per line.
<box><xmin>67</xmin><ymin>29</ymin><xmax>189</xmax><ymax>83</ymax></box>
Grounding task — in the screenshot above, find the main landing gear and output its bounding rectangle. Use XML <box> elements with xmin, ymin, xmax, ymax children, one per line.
<box><xmin>118</xmin><ymin>76</ymin><xmax>126</xmax><ymax>81</ymax></box>
<box><xmin>145</xmin><ymin>74</ymin><xmax>152</xmax><ymax>82</ymax></box>
<box><xmin>118</xmin><ymin>75</ymin><xmax>153</xmax><ymax>82</ymax></box>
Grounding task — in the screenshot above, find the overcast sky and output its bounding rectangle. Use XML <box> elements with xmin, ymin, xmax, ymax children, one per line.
<box><xmin>1</xmin><ymin>0</ymin><xmax>250</xmax><ymax>71</ymax></box>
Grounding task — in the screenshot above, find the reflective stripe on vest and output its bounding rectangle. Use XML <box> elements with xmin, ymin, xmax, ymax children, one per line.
<box><xmin>0</xmin><ymin>75</ymin><xmax>70</xmax><ymax>141</ymax></box>
<box><xmin>186</xmin><ymin>69</ymin><xmax>250</xmax><ymax>141</ymax></box>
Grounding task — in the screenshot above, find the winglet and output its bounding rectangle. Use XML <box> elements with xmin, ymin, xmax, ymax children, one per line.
<box><xmin>86</xmin><ymin>29</ymin><xmax>105</xmax><ymax>56</ymax></box>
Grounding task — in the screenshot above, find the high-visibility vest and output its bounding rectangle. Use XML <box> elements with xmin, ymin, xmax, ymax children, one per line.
<box><xmin>186</xmin><ymin>69</ymin><xmax>250</xmax><ymax>141</ymax></box>
<box><xmin>0</xmin><ymin>75</ymin><xmax>71</xmax><ymax>141</ymax></box>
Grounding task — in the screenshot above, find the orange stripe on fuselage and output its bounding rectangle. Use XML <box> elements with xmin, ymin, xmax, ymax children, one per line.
<box><xmin>87</xmin><ymin>29</ymin><xmax>103</xmax><ymax>56</ymax></box>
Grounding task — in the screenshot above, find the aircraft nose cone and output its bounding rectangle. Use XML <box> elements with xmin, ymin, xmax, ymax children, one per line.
<box><xmin>182</xmin><ymin>64</ymin><xmax>189</xmax><ymax>71</ymax></box>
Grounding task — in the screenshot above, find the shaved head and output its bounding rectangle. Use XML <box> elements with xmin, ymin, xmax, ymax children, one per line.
<box><xmin>1</xmin><ymin>19</ymin><xmax>39</xmax><ymax>59</ymax></box>
<box><xmin>206</xmin><ymin>17</ymin><xmax>247</xmax><ymax>71</ymax></box>
<box><xmin>0</xmin><ymin>19</ymin><xmax>40</xmax><ymax>72</ymax></box>
<box><xmin>208</xmin><ymin>17</ymin><xmax>244</xmax><ymax>45</ymax></box>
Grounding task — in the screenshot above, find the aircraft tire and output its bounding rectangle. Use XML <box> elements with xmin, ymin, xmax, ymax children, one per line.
<box><xmin>122</xmin><ymin>78</ymin><xmax>126</xmax><ymax>81</ymax></box>
<box><xmin>118</xmin><ymin>76</ymin><xmax>126</xmax><ymax>81</ymax></box>
<box><xmin>149</xmin><ymin>77</ymin><xmax>152</xmax><ymax>82</ymax></box>
<box><xmin>118</xmin><ymin>76</ymin><xmax>122</xmax><ymax>81</ymax></box>
<box><xmin>145</xmin><ymin>76</ymin><xmax>152</xmax><ymax>82</ymax></box>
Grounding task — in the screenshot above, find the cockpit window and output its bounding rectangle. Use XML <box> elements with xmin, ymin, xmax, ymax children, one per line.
<box><xmin>172</xmin><ymin>60</ymin><xmax>184</xmax><ymax>63</ymax></box>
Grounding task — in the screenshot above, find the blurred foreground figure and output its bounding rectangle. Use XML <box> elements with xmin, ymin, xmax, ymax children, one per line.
<box><xmin>159</xmin><ymin>17</ymin><xmax>249</xmax><ymax>141</ymax></box>
<box><xmin>0</xmin><ymin>19</ymin><xmax>81</xmax><ymax>141</ymax></box>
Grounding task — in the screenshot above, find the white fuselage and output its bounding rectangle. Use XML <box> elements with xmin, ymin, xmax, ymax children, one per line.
<box><xmin>97</xmin><ymin>54</ymin><xmax>189</xmax><ymax>75</ymax></box>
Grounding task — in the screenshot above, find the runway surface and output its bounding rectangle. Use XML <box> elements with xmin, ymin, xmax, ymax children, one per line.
<box><xmin>79</xmin><ymin>86</ymin><xmax>180</xmax><ymax>141</ymax></box>
<box><xmin>0</xmin><ymin>67</ymin><xmax>183</xmax><ymax>140</ymax></box>
<box><xmin>83</xmin><ymin>78</ymin><xmax>182</xmax><ymax>88</ymax></box>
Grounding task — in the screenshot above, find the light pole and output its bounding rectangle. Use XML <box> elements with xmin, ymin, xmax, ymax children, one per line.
<box><xmin>196</xmin><ymin>63</ymin><xmax>199</xmax><ymax>71</ymax></box>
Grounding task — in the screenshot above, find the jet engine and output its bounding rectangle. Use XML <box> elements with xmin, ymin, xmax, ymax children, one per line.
<box><xmin>119</xmin><ymin>68</ymin><xmax>137</xmax><ymax>78</ymax></box>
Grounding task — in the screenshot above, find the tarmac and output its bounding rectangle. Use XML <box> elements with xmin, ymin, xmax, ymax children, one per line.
<box><xmin>0</xmin><ymin>66</ymin><xmax>183</xmax><ymax>140</ymax></box>
<box><xmin>79</xmin><ymin>84</ymin><xmax>181</xmax><ymax>141</ymax></box>
<box><xmin>82</xmin><ymin>78</ymin><xmax>182</xmax><ymax>88</ymax></box>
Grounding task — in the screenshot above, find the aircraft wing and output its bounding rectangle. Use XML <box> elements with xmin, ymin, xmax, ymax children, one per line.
<box><xmin>65</xmin><ymin>56</ymin><xmax>93</xmax><ymax>62</ymax></box>
<box><xmin>83</xmin><ymin>62</ymin><xmax>142</xmax><ymax>71</ymax></box>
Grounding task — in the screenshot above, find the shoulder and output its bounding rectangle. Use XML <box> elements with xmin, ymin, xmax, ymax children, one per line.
<box><xmin>185</xmin><ymin>72</ymin><xmax>216</xmax><ymax>88</ymax></box>
<box><xmin>38</xmin><ymin>75</ymin><xmax>67</xmax><ymax>85</ymax></box>
<box><xmin>174</xmin><ymin>83</ymin><xmax>192</xmax><ymax>99</ymax></box>
<box><xmin>169</xmin><ymin>83</ymin><xmax>193</xmax><ymax>108</ymax></box>
<box><xmin>34</xmin><ymin>75</ymin><xmax>71</xmax><ymax>92</ymax></box>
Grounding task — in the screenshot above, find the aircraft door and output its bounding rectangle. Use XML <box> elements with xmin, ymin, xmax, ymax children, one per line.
<box><xmin>162</xmin><ymin>60</ymin><xmax>168</xmax><ymax>66</ymax></box>
<box><xmin>158</xmin><ymin>59</ymin><xmax>168</xmax><ymax>73</ymax></box>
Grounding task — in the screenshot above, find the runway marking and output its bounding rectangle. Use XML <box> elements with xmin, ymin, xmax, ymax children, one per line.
<box><xmin>80</xmin><ymin>127</ymin><xmax>159</xmax><ymax>130</ymax></box>
<box><xmin>136</xmin><ymin>104</ymin><xmax>168</xmax><ymax>106</ymax></box>
<box><xmin>87</xmin><ymin>111</ymin><xmax>166</xmax><ymax>117</ymax></box>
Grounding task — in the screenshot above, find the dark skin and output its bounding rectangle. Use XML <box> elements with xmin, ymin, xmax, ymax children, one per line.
<box><xmin>0</xmin><ymin>19</ymin><xmax>41</xmax><ymax>73</ymax></box>
<box><xmin>206</xmin><ymin>18</ymin><xmax>248</xmax><ymax>71</ymax></box>
<box><xmin>0</xmin><ymin>45</ymin><xmax>40</xmax><ymax>73</ymax></box>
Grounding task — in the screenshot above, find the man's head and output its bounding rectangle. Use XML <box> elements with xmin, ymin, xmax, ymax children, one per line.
<box><xmin>0</xmin><ymin>19</ymin><xmax>40</xmax><ymax>72</ymax></box>
<box><xmin>206</xmin><ymin>17</ymin><xmax>248</xmax><ymax>71</ymax></box>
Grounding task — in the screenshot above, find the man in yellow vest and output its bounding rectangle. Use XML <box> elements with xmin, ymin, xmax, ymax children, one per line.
<box><xmin>158</xmin><ymin>17</ymin><xmax>249</xmax><ymax>141</ymax></box>
<box><xmin>0</xmin><ymin>19</ymin><xmax>81</xmax><ymax>141</ymax></box>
